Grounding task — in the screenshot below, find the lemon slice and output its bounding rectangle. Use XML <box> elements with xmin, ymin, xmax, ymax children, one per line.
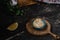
<box><xmin>7</xmin><ymin>22</ymin><xmax>18</xmax><ymax>31</ymax></box>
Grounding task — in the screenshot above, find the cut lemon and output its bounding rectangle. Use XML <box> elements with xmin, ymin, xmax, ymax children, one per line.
<box><xmin>7</xmin><ymin>22</ymin><xmax>18</xmax><ymax>31</ymax></box>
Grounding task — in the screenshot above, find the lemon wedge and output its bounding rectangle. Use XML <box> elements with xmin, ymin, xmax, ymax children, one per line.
<box><xmin>7</xmin><ymin>22</ymin><xmax>18</xmax><ymax>31</ymax></box>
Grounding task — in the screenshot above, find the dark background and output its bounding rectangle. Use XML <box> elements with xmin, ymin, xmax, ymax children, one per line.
<box><xmin>0</xmin><ymin>0</ymin><xmax>60</xmax><ymax>40</ymax></box>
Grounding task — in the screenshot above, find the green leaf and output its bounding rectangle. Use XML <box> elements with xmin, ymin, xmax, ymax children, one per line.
<box><xmin>16</xmin><ymin>10</ymin><xmax>20</xmax><ymax>15</ymax></box>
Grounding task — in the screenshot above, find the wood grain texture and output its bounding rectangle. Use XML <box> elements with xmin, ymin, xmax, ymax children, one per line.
<box><xmin>17</xmin><ymin>0</ymin><xmax>37</xmax><ymax>7</ymax></box>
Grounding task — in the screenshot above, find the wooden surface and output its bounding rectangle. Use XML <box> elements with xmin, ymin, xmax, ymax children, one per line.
<box><xmin>17</xmin><ymin>0</ymin><xmax>37</xmax><ymax>7</ymax></box>
<box><xmin>26</xmin><ymin>18</ymin><xmax>51</xmax><ymax>35</ymax></box>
